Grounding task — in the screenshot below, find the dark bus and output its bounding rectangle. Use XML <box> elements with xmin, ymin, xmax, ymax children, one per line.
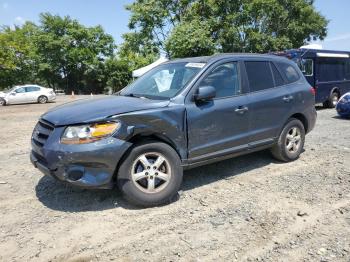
<box><xmin>273</xmin><ymin>49</ymin><xmax>350</xmax><ymax>108</ymax></box>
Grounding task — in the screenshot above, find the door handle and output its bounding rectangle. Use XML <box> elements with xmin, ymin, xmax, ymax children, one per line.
<box><xmin>235</xmin><ymin>106</ymin><xmax>248</xmax><ymax>114</ymax></box>
<box><xmin>283</xmin><ymin>95</ymin><xmax>294</xmax><ymax>102</ymax></box>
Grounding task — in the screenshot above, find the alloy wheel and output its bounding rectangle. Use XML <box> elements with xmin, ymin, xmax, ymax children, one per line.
<box><xmin>39</xmin><ymin>96</ymin><xmax>47</xmax><ymax>104</ymax></box>
<box><xmin>131</xmin><ymin>152</ymin><xmax>171</xmax><ymax>194</ymax></box>
<box><xmin>285</xmin><ymin>127</ymin><xmax>302</xmax><ymax>154</ymax></box>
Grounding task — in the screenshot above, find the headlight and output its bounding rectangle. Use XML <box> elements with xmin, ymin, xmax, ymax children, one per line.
<box><xmin>61</xmin><ymin>122</ymin><xmax>120</xmax><ymax>144</ymax></box>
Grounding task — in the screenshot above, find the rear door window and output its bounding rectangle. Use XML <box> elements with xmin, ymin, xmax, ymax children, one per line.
<box><xmin>25</xmin><ymin>86</ymin><xmax>40</xmax><ymax>92</ymax></box>
<box><xmin>277</xmin><ymin>62</ymin><xmax>300</xmax><ymax>83</ymax></box>
<box><xmin>245</xmin><ymin>61</ymin><xmax>274</xmax><ymax>92</ymax></box>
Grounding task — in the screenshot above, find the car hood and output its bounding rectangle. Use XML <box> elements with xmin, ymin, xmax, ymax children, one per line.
<box><xmin>42</xmin><ymin>95</ymin><xmax>170</xmax><ymax>126</ymax></box>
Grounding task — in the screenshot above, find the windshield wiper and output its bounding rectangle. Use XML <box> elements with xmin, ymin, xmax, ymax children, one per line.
<box><xmin>122</xmin><ymin>93</ymin><xmax>149</xmax><ymax>99</ymax></box>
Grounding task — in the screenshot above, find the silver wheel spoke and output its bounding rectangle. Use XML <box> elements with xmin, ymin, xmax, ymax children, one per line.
<box><xmin>132</xmin><ymin>171</ymin><xmax>147</xmax><ymax>181</ymax></box>
<box><xmin>156</xmin><ymin>171</ymin><xmax>169</xmax><ymax>181</ymax></box>
<box><xmin>139</xmin><ymin>155</ymin><xmax>151</xmax><ymax>168</ymax></box>
<box><xmin>147</xmin><ymin>177</ymin><xmax>155</xmax><ymax>191</ymax></box>
<box><xmin>286</xmin><ymin>126</ymin><xmax>302</xmax><ymax>153</ymax></box>
<box><xmin>153</xmin><ymin>155</ymin><xmax>165</xmax><ymax>169</ymax></box>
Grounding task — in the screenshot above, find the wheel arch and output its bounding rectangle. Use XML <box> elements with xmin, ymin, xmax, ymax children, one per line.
<box><xmin>289</xmin><ymin>113</ymin><xmax>309</xmax><ymax>133</ymax></box>
<box><xmin>330</xmin><ymin>86</ymin><xmax>341</xmax><ymax>97</ymax></box>
<box><xmin>112</xmin><ymin>132</ymin><xmax>184</xmax><ymax>182</ymax></box>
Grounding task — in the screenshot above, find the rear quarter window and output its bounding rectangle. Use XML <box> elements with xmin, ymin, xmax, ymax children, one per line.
<box><xmin>277</xmin><ymin>62</ymin><xmax>300</xmax><ymax>84</ymax></box>
<box><xmin>271</xmin><ymin>63</ymin><xmax>285</xmax><ymax>87</ymax></box>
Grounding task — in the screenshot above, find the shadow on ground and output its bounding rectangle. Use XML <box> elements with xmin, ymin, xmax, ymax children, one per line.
<box><xmin>36</xmin><ymin>150</ymin><xmax>277</xmax><ymax>212</ymax></box>
<box><xmin>332</xmin><ymin>115</ymin><xmax>350</xmax><ymax>121</ymax></box>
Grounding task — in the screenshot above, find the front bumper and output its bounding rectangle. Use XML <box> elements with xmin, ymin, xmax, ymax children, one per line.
<box><xmin>30</xmin><ymin>124</ymin><xmax>132</xmax><ymax>189</ymax></box>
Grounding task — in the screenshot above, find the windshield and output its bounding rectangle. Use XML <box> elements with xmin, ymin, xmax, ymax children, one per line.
<box><xmin>120</xmin><ymin>62</ymin><xmax>204</xmax><ymax>99</ymax></box>
<box><xmin>2</xmin><ymin>87</ymin><xmax>16</xmax><ymax>93</ymax></box>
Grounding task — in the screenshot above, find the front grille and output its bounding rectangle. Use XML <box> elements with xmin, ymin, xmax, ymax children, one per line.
<box><xmin>32</xmin><ymin>119</ymin><xmax>55</xmax><ymax>148</ymax></box>
<box><xmin>32</xmin><ymin>150</ymin><xmax>49</xmax><ymax>166</ymax></box>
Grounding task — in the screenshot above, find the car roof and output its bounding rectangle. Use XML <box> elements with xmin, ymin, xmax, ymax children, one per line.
<box><xmin>168</xmin><ymin>53</ymin><xmax>290</xmax><ymax>64</ymax></box>
<box><xmin>15</xmin><ymin>84</ymin><xmax>43</xmax><ymax>88</ymax></box>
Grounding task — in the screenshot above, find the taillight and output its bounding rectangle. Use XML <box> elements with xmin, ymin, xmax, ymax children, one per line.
<box><xmin>310</xmin><ymin>87</ymin><xmax>316</xmax><ymax>96</ymax></box>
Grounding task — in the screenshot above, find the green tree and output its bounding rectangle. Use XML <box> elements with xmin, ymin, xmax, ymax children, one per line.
<box><xmin>34</xmin><ymin>13</ymin><xmax>115</xmax><ymax>93</ymax></box>
<box><xmin>165</xmin><ymin>19</ymin><xmax>215</xmax><ymax>58</ymax></box>
<box><xmin>125</xmin><ymin>0</ymin><xmax>328</xmax><ymax>58</ymax></box>
<box><xmin>105</xmin><ymin>57</ymin><xmax>132</xmax><ymax>92</ymax></box>
<box><xmin>0</xmin><ymin>23</ymin><xmax>39</xmax><ymax>89</ymax></box>
<box><xmin>0</xmin><ymin>13</ymin><xmax>118</xmax><ymax>92</ymax></box>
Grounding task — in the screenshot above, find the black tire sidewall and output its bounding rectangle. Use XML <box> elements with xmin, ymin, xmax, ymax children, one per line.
<box><xmin>325</xmin><ymin>92</ymin><xmax>339</xmax><ymax>108</ymax></box>
<box><xmin>278</xmin><ymin>119</ymin><xmax>305</xmax><ymax>161</ymax></box>
<box><xmin>117</xmin><ymin>142</ymin><xmax>183</xmax><ymax>207</ymax></box>
<box><xmin>0</xmin><ymin>98</ymin><xmax>6</xmax><ymax>106</ymax></box>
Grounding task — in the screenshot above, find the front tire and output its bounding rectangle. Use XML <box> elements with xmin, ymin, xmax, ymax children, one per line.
<box><xmin>38</xmin><ymin>95</ymin><xmax>48</xmax><ymax>104</ymax></box>
<box><xmin>323</xmin><ymin>92</ymin><xmax>339</xmax><ymax>108</ymax></box>
<box><xmin>117</xmin><ymin>142</ymin><xmax>183</xmax><ymax>207</ymax></box>
<box><xmin>271</xmin><ymin>118</ymin><xmax>305</xmax><ymax>162</ymax></box>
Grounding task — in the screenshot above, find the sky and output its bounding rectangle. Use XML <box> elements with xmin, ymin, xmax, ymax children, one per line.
<box><xmin>0</xmin><ymin>0</ymin><xmax>349</xmax><ymax>50</ymax></box>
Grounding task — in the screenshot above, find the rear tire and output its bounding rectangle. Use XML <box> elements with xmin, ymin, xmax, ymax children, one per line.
<box><xmin>271</xmin><ymin>118</ymin><xmax>305</xmax><ymax>162</ymax></box>
<box><xmin>117</xmin><ymin>142</ymin><xmax>183</xmax><ymax>207</ymax></box>
<box><xmin>323</xmin><ymin>92</ymin><xmax>339</xmax><ymax>108</ymax></box>
<box><xmin>38</xmin><ymin>95</ymin><xmax>48</xmax><ymax>104</ymax></box>
<box><xmin>0</xmin><ymin>98</ymin><xmax>6</xmax><ymax>106</ymax></box>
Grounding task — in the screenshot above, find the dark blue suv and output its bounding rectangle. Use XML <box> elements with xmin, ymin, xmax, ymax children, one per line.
<box><xmin>30</xmin><ymin>54</ymin><xmax>317</xmax><ymax>206</ymax></box>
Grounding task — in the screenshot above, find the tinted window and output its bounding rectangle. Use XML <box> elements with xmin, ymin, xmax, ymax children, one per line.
<box><xmin>271</xmin><ymin>63</ymin><xmax>285</xmax><ymax>87</ymax></box>
<box><xmin>25</xmin><ymin>86</ymin><xmax>40</xmax><ymax>92</ymax></box>
<box><xmin>278</xmin><ymin>62</ymin><xmax>300</xmax><ymax>83</ymax></box>
<box><xmin>15</xmin><ymin>87</ymin><xmax>25</xmax><ymax>93</ymax></box>
<box><xmin>318</xmin><ymin>58</ymin><xmax>347</xmax><ymax>82</ymax></box>
<box><xmin>245</xmin><ymin>61</ymin><xmax>274</xmax><ymax>92</ymax></box>
<box><xmin>345</xmin><ymin>60</ymin><xmax>350</xmax><ymax>80</ymax></box>
<box><xmin>199</xmin><ymin>62</ymin><xmax>240</xmax><ymax>98</ymax></box>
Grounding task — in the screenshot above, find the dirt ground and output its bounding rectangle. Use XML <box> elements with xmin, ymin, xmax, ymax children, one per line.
<box><xmin>0</xmin><ymin>95</ymin><xmax>349</xmax><ymax>262</ymax></box>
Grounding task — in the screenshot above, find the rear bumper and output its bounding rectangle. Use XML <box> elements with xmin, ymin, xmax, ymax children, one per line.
<box><xmin>48</xmin><ymin>94</ymin><xmax>56</xmax><ymax>101</ymax></box>
<box><xmin>305</xmin><ymin>106</ymin><xmax>317</xmax><ymax>134</ymax></box>
<box><xmin>30</xmin><ymin>125</ymin><xmax>132</xmax><ymax>189</ymax></box>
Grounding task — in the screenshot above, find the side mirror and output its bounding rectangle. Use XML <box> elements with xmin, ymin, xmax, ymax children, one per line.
<box><xmin>194</xmin><ymin>86</ymin><xmax>216</xmax><ymax>101</ymax></box>
<box><xmin>10</xmin><ymin>92</ymin><xmax>16</xmax><ymax>96</ymax></box>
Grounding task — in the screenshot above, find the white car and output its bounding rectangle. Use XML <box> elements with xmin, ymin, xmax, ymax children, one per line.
<box><xmin>0</xmin><ymin>85</ymin><xmax>56</xmax><ymax>106</ymax></box>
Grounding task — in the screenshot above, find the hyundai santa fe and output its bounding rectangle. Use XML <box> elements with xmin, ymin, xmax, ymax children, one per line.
<box><xmin>30</xmin><ymin>54</ymin><xmax>317</xmax><ymax>207</ymax></box>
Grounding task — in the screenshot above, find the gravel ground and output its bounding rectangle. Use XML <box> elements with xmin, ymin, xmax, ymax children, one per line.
<box><xmin>0</xmin><ymin>96</ymin><xmax>349</xmax><ymax>262</ymax></box>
